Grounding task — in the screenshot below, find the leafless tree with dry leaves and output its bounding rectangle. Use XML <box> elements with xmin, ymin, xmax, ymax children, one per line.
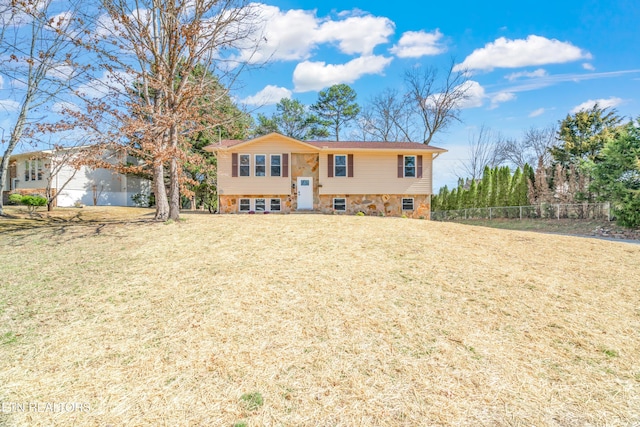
<box><xmin>80</xmin><ymin>0</ymin><xmax>262</xmax><ymax>220</ymax></box>
<box><xmin>0</xmin><ymin>0</ymin><xmax>89</xmax><ymax>216</ymax></box>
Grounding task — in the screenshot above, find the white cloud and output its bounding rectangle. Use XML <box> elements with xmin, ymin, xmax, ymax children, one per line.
<box><xmin>489</xmin><ymin>91</ymin><xmax>516</xmax><ymax>109</ymax></box>
<box><xmin>582</xmin><ymin>63</ymin><xmax>595</xmax><ymax>71</ymax></box>
<box><xmin>293</xmin><ymin>55</ymin><xmax>393</xmax><ymax>92</ymax></box>
<box><xmin>52</xmin><ymin>101</ymin><xmax>81</xmax><ymax>114</ymax></box>
<box><xmin>570</xmin><ymin>97</ymin><xmax>623</xmax><ymax>113</ymax></box>
<box><xmin>75</xmin><ymin>71</ymin><xmax>134</xmax><ymax>99</ymax></box>
<box><xmin>457</xmin><ymin>80</ymin><xmax>485</xmax><ymax>109</ymax></box>
<box><xmin>0</xmin><ymin>99</ymin><xmax>20</xmax><ymax>112</ymax></box>
<box><xmin>505</xmin><ymin>68</ymin><xmax>547</xmax><ymax>81</ymax></box>
<box><xmin>529</xmin><ymin>108</ymin><xmax>546</xmax><ymax>117</ymax></box>
<box><xmin>48</xmin><ymin>64</ymin><xmax>75</xmax><ymax>81</ymax></box>
<box><xmin>390</xmin><ymin>29</ymin><xmax>446</xmax><ymax>58</ymax></box>
<box><xmin>318</xmin><ymin>15</ymin><xmax>395</xmax><ymax>55</ymax></box>
<box><xmin>455</xmin><ymin>35</ymin><xmax>591</xmax><ymax>72</ymax></box>
<box><xmin>231</xmin><ymin>4</ymin><xmax>395</xmax><ymax>64</ymax></box>
<box><xmin>242</xmin><ymin>85</ymin><xmax>291</xmax><ymax>106</ymax></box>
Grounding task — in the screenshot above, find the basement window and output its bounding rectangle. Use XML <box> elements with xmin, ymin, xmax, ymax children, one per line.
<box><xmin>402</xmin><ymin>198</ymin><xmax>414</xmax><ymax>211</ymax></box>
<box><xmin>239</xmin><ymin>198</ymin><xmax>250</xmax><ymax>212</ymax></box>
<box><xmin>333</xmin><ymin>198</ymin><xmax>346</xmax><ymax>212</ymax></box>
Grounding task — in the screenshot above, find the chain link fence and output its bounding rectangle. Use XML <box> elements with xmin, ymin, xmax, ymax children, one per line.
<box><xmin>432</xmin><ymin>203</ymin><xmax>611</xmax><ymax>221</ymax></box>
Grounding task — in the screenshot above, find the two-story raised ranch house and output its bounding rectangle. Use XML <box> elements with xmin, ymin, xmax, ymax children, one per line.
<box><xmin>205</xmin><ymin>133</ymin><xmax>446</xmax><ymax>218</ymax></box>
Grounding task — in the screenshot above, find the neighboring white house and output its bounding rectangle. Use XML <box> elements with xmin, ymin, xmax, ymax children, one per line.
<box><xmin>2</xmin><ymin>147</ymin><xmax>150</xmax><ymax>207</ymax></box>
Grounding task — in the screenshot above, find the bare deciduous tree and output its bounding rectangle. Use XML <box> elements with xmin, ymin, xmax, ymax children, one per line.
<box><xmin>499</xmin><ymin>125</ymin><xmax>558</xmax><ymax>169</ymax></box>
<box><xmin>0</xmin><ymin>0</ymin><xmax>87</xmax><ymax>215</ymax></box>
<box><xmin>85</xmin><ymin>0</ymin><xmax>261</xmax><ymax>220</ymax></box>
<box><xmin>404</xmin><ymin>60</ymin><xmax>470</xmax><ymax>145</ymax></box>
<box><xmin>359</xmin><ymin>88</ymin><xmax>414</xmax><ymax>142</ymax></box>
<box><xmin>457</xmin><ymin>125</ymin><xmax>506</xmax><ymax>180</ymax></box>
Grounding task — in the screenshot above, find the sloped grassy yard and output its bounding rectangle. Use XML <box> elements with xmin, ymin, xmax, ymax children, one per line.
<box><xmin>1</xmin><ymin>207</ymin><xmax>639</xmax><ymax>426</ymax></box>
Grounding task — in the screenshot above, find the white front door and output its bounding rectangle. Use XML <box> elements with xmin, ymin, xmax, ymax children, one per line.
<box><xmin>297</xmin><ymin>177</ymin><xmax>313</xmax><ymax>210</ymax></box>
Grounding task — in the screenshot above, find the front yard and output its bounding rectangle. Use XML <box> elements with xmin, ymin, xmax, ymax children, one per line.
<box><xmin>1</xmin><ymin>207</ymin><xmax>639</xmax><ymax>426</ymax></box>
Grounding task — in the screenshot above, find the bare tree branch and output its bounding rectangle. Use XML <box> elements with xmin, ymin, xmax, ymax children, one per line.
<box><xmin>404</xmin><ymin>59</ymin><xmax>469</xmax><ymax>145</ymax></box>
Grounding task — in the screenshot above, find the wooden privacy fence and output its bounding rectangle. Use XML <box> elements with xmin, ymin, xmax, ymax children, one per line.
<box><xmin>432</xmin><ymin>202</ymin><xmax>611</xmax><ymax>221</ymax></box>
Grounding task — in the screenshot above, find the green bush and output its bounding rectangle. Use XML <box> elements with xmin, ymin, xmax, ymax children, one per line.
<box><xmin>23</xmin><ymin>195</ymin><xmax>47</xmax><ymax>207</ymax></box>
<box><xmin>8</xmin><ymin>193</ymin><xmax>23</xmax><ymax>205</ymax></box>
<box><xmin>9</xmin><ymin>194</ymin><xmax>47</xmax><ymax>212</ymax></box>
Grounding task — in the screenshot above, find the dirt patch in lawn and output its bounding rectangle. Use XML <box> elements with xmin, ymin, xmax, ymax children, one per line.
<box><xmin>452</xmin><ymin>218</ymin><xmax>640</xmax><ymax>241</ymax></box>
<box><xmin>1</xmin><ymin>211</ymin><xmax>639</xmax><ymax>426</ymax></box>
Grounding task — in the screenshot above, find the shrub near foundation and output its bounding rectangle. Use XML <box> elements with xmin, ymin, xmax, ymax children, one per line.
<box><xmin>8</xmin><ymin>193</ymin><xmax>47</xmax><ymax>212</ymax></box>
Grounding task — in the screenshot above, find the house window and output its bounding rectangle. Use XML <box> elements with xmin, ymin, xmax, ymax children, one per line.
<box><xmin>239</xmin><ymin>198</ymin><xmax>250</xmax><ymax>212</ymax></box>
<box><xmin>255</xmin><ymin>155</ymin><xmax>266</xmax><ymax>177</ymax></box>
<box><xmin>270</xmin><ymin>155</ymin><xmax>281</xmax><ymax>177</ymax></box>
<box><xmin>24</xmin><ymin>161</ymin><xmax>30</xmax><ymax>181</ymax></box>
<box><xmin>333</xmin><ymin>198</ymin><xmax>346</xmax><ymax>212</ymax></box>
<box><xmin>402</xmin><ymin>198</ymin><xmax>414</xmax><ymax>211</ymax></box>
<box><xmin>37</xmin><ymin>160</ymin><xmax>43</xmax><ymax>181</ymax></box>
<box><xmin>404</xmin><ymin>156</ymin><xmax>416</xmax><ymax>177</ymax></box>
<box><xmin>270</xmin><ymin>198</ymin><xmax>281</xmax><ymax>211</ymax></box>
<box><xmin>239</xmin><ymin>155</ymin><xmax>250</xmax><ymax>177</ymax></box>
<box><xmin>30</xmin><ymin>160</ymin><xmax>36</xmax><ymax>181</ymax></box>
<box><xmin>334</xmin><ymin>155</ymin><xmax>347</xmax><ymax>177</ymax></box>
<box><xmin>255</xmin><ymin>198</ymin><xmax>266</xmax><ymax>212</ymax></box>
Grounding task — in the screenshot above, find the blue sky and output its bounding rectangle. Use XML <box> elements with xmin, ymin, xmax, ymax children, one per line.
<box><xmin>2</xmin><ymin>0</ymin><xmax>639</xmax><ymax>190</ymax></box>
<box><xmin>234</xmin><ymin>0</ymin><xmax>640</xmax><ymax>188</ymax></box>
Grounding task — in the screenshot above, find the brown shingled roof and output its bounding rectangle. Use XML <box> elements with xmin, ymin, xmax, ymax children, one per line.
<box><xmin>304</xmin><ymin>141</ymin><xmax>446</xmax><ymax>151</ymax></box>
<box><xmin>205</xmin><ymin>138</ymin><xmax>446</xmax><ymax>152</ymax></box>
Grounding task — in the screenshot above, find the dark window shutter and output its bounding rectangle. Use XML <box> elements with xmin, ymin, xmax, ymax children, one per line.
<box><xmin>417</xmin><ymin>155</ymin><xmax>423</xmax><ymax>178</ymax></box>
<box><xmin>232</xmin><ymin>153</ymin><xmax>238</xmax><ymax>177</ymax></box>
<box><xmin>348</xmin><ymin>154</ymin><xmax>354</xmax><ymax>177</ymax></box>
<box><xmin>282</xmin><ymin>153</ymin><xmax>289</xmax><ymax>177</ymax></box>
<box><xmin>328</xmin><ymin>154</ymin><xmax>334</xmax><ymax>178</ymax></box>
<box><xmin>397</xmin><ymin>155</ymin><xmax>403</xmax><ymax>178</ymax></box>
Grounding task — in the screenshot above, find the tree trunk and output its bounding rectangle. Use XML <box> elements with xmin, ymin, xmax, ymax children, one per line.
<box><xmin>168</xmin><ymin>124</ymin><xmax>180</xmax><ymax>221</ymax></box>
<box><xmin>168</xmin><ymin>156</ymin><xmax>180</xmax><ymax>220</ymax></box>
<box><xmin>0</xmin><ymin>153</ymin><xmax>9</xmax><ymax>216</ymax></box>
<box><xmin>154</xmin><ymin>162</ymin><xmax>169</xmax><ymax>221</ymax></box>
<box><xmin>0</xmin><ymin>88</ymin><xmax>32</xmax><ymax>216</ymax></box>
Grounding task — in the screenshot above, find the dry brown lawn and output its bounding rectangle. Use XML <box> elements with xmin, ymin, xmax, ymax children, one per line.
<box><xmin>1</xmin><ymin>206</ymin><xmax>639</xmax><ymax>426</ymax></box>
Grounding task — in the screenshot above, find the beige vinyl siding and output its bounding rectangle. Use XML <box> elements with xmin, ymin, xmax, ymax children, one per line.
<box><xmin>218</xmin><ymin>136</ymin><xmax>315</xmax><ymax>195</ymax></box>
<box><xmin>319</xmin><ymin>152</ymin><xmax>434</xmax><ymax>195</ymax></box>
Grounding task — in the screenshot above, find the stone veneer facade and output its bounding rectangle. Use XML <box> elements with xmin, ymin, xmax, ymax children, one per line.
<box><xmin>219</xmin><ymin>193</ymin><xmax>431</xmax><ymax>218</ymax></box>
<box><xmin>320</xmin><ymin>194</ymin><xmax>431</xmax><ymax>218</ymax></box>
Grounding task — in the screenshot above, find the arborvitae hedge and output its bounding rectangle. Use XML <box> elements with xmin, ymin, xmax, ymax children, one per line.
<box><xmin>432</xmin><ymin>165</ymin><xmax>532</xmax><ymax>211</ymax></box>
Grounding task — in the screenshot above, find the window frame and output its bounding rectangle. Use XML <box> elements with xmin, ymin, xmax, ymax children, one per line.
<box><xmin>404</xmin><ymin>155</ymin><xmax>416</xmax><ymax>178</ymax></box>
<box><xmin>270</xmin><ymin>154</ymin><xmax>282</xmax><ymax>177</ymax></box>
<box><xmin>402</xmin><ymin>197</ymin><xmax>414</xmax><ymax>211</ymax></box>
<box><xmin>36</xmin><ymin>159</ymin><xmax>43</xmax><ymax>181</ymax></box>
<box><xmin>239</xmin><ymin>154</ymin><xmax>251</xmax><ymax>177</ymax></box>
<box><xmin>239</xmin><ymin>198</ymin><xmax>251</xmax><ymax>212</ymax></box>
<box><xmin>334</xmin><ymin>154</ymin><xmax>347</xmax><ymax>177</ymax></box>
<box><xmin>254</xmin><ymin>154</ymin><xmax>266</xmax><ymax>177</ymax></box>
<box><xmin>255</xmin><ymin>198</ymin><xmax>266</xmax><ymax>212</ymax></box>
<box><xmin>24</xmin><ymin>161</ymin><xmax>30</xmax><ymax>181</ymax></box>
<box><xmin>270</xmin><ymin>198</ymin><xmax>281</xmax><ymax>212</ymax></box>
<box><xmin>333</xmin><ymin>197</ymin><xmax>346</xmax><ymax>212</ymax></box>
